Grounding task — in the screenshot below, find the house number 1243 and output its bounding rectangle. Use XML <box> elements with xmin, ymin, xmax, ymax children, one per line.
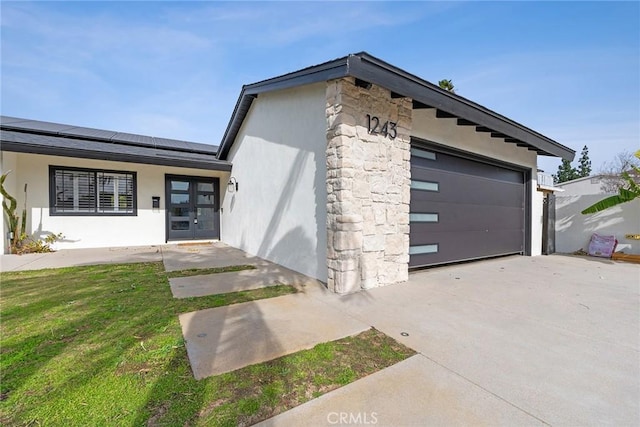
<box><xmin>366</xmin><ymin>114</ymin><xmax>397</xmax><ymax>139</ymax></box>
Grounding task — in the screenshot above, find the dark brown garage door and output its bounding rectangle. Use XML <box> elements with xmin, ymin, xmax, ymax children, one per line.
<box><xmin>409</xmin><ymin>145</ymin><xmax>525</xmax><ymax>268</ymax></box>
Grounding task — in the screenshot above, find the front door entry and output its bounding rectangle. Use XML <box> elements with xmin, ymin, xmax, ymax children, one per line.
<box><xmin>166</xmin><ymin>176</ymin><xmax>220</xmax><ymax>241</ymax></box>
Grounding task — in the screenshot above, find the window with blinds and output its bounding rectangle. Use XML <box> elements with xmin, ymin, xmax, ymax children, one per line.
<box><xmin>50</xmin><ymin>166</ymin><xmax>136</xmax><ymax>215</ymax></box>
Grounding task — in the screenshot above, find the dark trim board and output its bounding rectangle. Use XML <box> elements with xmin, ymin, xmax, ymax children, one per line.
<box><xmin>409</xmin><ymin>138</ymin><xmax>532</xmax><ymax>268</ymax></box>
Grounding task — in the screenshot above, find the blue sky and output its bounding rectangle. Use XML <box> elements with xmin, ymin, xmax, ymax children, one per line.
<box><xmin>1</xmin><ymin>1</ymin><xmax>638</xmax><ymax>173</ymax></box>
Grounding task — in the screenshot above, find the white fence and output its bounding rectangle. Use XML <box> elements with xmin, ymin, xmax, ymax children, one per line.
<box><xmin>555</xmin><ymin>195</ymin><xmax>640</xmax><ymax>255</ymax></box>
<box><xmin>537</xmin><ymin>172</ymin><xmax>555</xmax><ymax>188</ymax></box>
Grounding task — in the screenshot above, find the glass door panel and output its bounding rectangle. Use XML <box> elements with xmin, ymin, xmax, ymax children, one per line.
<box><xmin>166</xmin><ymin>176</ymin><xmax>219</xmax><ymax>241</ymax></box>
<box><xmin>167</xmin><ymin>179</ymin><xmax>193</xmax><ymax>239</ymax></box>
<box><xmin>194</xmin><ymin>180</ymin><xmax>217</xmax><ymax>239</ymax></box>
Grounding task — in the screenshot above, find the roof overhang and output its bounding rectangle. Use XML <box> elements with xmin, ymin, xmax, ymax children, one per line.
<box><xmin>1</xmin><ymin>130</ymin><xmax>232</xmax><ymax>172</ymax></box>
<box><xmin>218</xmin><ymin>52</ymin><xmax>575</xmax><ymax>162</ymax></box>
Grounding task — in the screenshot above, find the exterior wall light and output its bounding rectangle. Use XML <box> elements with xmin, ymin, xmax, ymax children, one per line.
<box><xmin>228</xmin><ymin>177</ymin><xmax>238</xmax><ymax>192</ymax></box>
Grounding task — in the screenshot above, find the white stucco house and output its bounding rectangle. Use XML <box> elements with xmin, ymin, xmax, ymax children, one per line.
<box><xmin>1</xmin><ymin>52</ymin><xmax>576</xmax><ymax>293</ymax></box>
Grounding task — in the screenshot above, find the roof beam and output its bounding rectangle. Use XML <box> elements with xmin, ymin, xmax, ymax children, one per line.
<box><xmin>412</xmin><ymin>100</ymin><xmax>433</xmax><ymax>109</ymax></box>
<box><xmin>355</xmin><ymin>78</ymin><xmax>372</xmax><ymax>89</ymax></box>
<box><xmin>476</xmin><ymin>126</ymin><xmax>492</xmax><ymax>132</ymax></box>
<box><xmin>436</xmin><ymin>109</ymin><xmax>457</xmax><ymax>119</ymax></box>
<box><xmin>491</xmin><ymin>132</ymin><xmax>509</xmax><ymax>139</ymax></box>
<box><xmin>457</xmin><ymin>119</ymin><xmax>476</xmax><ymax>126</ymax></box>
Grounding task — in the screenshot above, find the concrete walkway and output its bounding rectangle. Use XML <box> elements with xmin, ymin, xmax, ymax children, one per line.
<box><xmin>180</xmin><ymin>292</ymin><xmax>368</xmax><ymax>379</ymax></box>
<box><xmin>0</xmin><ymin>245</ymin><xmax>163</xmax><ymax>271</ymax></box>
<box><xmin>257</xmin><ymin>354</ymin><xmax>546</xmax><ymax>427</ymax></box>
<box><xmin>161</xmin><ymin>243</ymin><xmax>370</xmax><ymax>378</ymax></box>
<box><xmin>165</xmin><ymin>242</ymin><xmax>323</xmax><ymax>298</ymax></box>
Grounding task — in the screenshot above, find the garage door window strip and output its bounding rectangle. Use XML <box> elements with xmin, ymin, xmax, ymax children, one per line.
<box><xmin>410</xmin><ymin>180</ymin><xmax>439</xmax><ymax>192</ymax></box>
<box><xmin>410</xmin><ymin>213</ymin><xmax>439</xmax><ymax>223</ymax></box>
<box><xmin>411</xmin><ymin>148</ymin><xmax>437</xmax><ymax>160</ymax></box>
<box><xmin>409</xmin><ymin>244</ymin><xmax>439</xmax><ymax>255</ymax></box>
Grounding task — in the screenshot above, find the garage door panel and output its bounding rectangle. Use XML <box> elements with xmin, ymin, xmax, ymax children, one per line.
<box><xmin>410</xmin><ymin>203</ymin><xmax>524</xmax><ymax>233</ymax></box>
<box><xmin>410</xmin><ymin>229</ymin><xmax>523</xmax><ymax>266</ymax></box>
<box><xmin>412</xmin><ymin>149</ymin><xmax>524</xmax><ymax>183</ymax></box>
<box><xmin>409</xmin><ymin>144</ymin><xmax>526</xmax><ymax>268</ymax></box>
<box><xmin>410</xmin><ymin>228</ymin><xmax>523</xmax><ymax>250</ymax></box>
<box><xmin>411</xmin><ymin>169</ymin><xmax>524</xmax><ymax>207</ymax></box>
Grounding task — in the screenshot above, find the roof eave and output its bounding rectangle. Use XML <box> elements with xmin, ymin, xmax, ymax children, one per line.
<box><xmin>1</xmin><ymin>141</ymin><xmax>232</xmax><ymax>172</ymax></box>
<box><xmin>347</xmin><ymin>54</ymin><xmax>575</xmax><ymax>161</ymax></box>
<box><xmin>217</xmin><ymin>52</ymin><xmax>575</xmax><ymax>162</ymax></box>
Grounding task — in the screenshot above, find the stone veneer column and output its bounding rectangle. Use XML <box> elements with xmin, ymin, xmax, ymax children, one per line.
<box><xmin>326</xmin><ymin>77</ymin><xmax>412</xmax><ymax>294</ymax></box>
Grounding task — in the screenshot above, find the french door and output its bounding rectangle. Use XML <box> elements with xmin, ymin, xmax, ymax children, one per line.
<box><xmin>166</xmin><ymin>175</ymin><xmax>220</xmax><ymax>241</ymax></box>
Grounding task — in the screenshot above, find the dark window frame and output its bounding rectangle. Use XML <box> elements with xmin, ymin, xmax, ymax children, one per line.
<box><xmin>49</xmin><ymin>165</ymin><xmax>137</xmax><ymax>216</ymax></box>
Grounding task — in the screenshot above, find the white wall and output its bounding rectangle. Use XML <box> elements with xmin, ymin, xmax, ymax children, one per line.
<box><xmin>556</xmin><ymin>176</ymin><xmax>606</xmax><ymax>196</ymax></box>
<box><xmin>556</xmin><ymin>195</ymin><xmax>640</xmax><ymax>255</ymax></box>
<box><xmin>3</xmin><ymin>152</ymin><xmax>227</xmax><ymax>252</ymax></box>
<box><xmin>221</xmin><ymin>83</ymin><xmax>327</xmax><ymax>281</ymax></box>
<box><xmin>411</xmin><ymin>109</ymin><xmax>543</xmax><ymax>256</ymax></box>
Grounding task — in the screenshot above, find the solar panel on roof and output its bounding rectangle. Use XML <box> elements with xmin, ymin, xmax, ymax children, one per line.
<box><xmin>2</xmin><ymin>119</ymin><xmax>75</xmax><ymax>134</ymax></box>
<box><xmin>152</xmin><ymin>137</ymin><xmax>189</xmax><ymax>150</ymax></box>
<box><xmin>0</xmin><ymin>115</ymin><xmax>219</xmax><ymax>156</ymax></box>
<box><xmin>154</xmin><ymin>137</ymin><xmax>218</xmax><ymax>153</ymax></box>
<box><xmin>112</xmin><ymin>133</ymin><xmax>155</xmax><ymax>145</ymax></box>
<box><xmin>0</xmin><ymin>116</ymin><xmax>28</xmax><ymax>125</ymax></box>
<box><xmin>59</xmin><ymin>127</ymin><xmax>117</xmax><ymax>140</ymax></box>
<box><xmin>183</xmin><ymin>141</ymin><xmax>218</xmax><ymax>154</ymax></box>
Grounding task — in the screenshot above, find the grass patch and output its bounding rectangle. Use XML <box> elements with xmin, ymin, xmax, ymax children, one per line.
<box><xmin>1</xmin><ymin>263</ymin><xmax>415</xmax><ymax>426</ymax></box>
<box><xmin>166</xmin><ymin>264</ymin><xmax>256</xmax><ymax>278</ymax></box>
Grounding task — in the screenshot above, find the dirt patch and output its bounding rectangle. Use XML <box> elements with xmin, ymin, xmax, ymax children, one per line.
<box><xmin>146</xmin><ymin>402</ymin><xmax>170</xmax><ymax>427</ymax></box>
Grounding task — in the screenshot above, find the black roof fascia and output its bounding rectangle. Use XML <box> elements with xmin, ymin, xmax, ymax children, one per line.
<box><xmin>217</xmin><ymin>56</ymin><xmax>351</xmax><ymax>159</ymax></box>
<box><xmin>0</xmin><ymin>116</ymin><xmax>219</xmax><ymax>156</ymax></box>
<box><xmin>1</xmin><ymin>131</ymin><xmax>232</xmax><ymax>172</ymax></box>
<box><xmin>218</xmin><ymin>52</ymin><xmax>574</xmax><ymax>161</ymax></box>
<box><xmin>347</xmin><ymin>53</ymin><xmax>574</xmax><ymax>160</ymax></box>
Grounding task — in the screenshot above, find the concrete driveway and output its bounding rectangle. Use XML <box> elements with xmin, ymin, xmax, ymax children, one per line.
<box><xmin>262</xmin><ymin>255</ymin><xmax>639</xmax><ymax>426</ymax></box>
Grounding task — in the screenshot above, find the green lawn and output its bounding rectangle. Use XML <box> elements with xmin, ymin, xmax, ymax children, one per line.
<box><xmin>1</xmin><ymin>262</ymin><xmax>414</xmax><ymax>426</ymax></box>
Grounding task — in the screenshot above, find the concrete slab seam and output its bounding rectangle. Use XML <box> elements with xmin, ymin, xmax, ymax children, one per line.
<box><xmin>416</xmin><ymin>352</ymin><xmax>552</xmax><ymax>426</ymax></box>
<box><xmin>2</xmin><ymin>254</ymin><xmax>47</xmax><ymax>272</ymax></box>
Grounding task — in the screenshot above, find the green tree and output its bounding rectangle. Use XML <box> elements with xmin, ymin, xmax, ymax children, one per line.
<box><xmin>577</xmin><ymin>145</ymin><xmax>592</xmax><ymax>178</ymax></box>
<box><xmin>582</xmin><ymin>150</ymin><xmax>640</xmax><ymax>214</ymax></box>
<box><xmin>438</xmin><ymin>79</ymin><xmax>455</xmax><ymax>93</ymax></box>
<box><xmin>553</xmin><ymin>159</ymin><xmax>578</xmax><ymax>184</ymax></box>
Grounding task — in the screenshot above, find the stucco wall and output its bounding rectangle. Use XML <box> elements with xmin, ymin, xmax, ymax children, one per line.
<box><xmin>2</xmin><ymin>152</ymin><xmax>227</xmax><ymax>252</ymax></box>
<box><xmin>556</xmin><ymin>195</ymin><xmax>640</xmax><ymax>255</ymax></box>
<box><xmin>556</xmin><ymin>176</ymin><xmax>606</xmax><ymax>196</ymax></box>
<box><xmin>411</xmin><ymin>109</ymin><xmax>543</xmax><ymax>256</ymax></box>
<box><xmin>220</xmin><ymin>83</ymin><xmax>327</xmax><ymax>281</ymax></box>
